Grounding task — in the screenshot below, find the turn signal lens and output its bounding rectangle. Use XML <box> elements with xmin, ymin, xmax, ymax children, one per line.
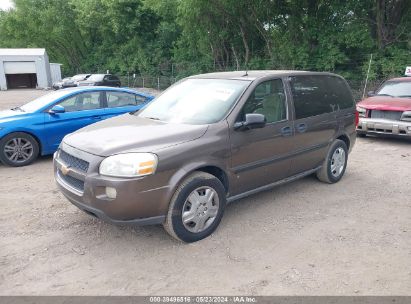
<box><xmin>356</xmin><ymin>106</ymin><xmax>366</xmax><ymax>118</ymax></box>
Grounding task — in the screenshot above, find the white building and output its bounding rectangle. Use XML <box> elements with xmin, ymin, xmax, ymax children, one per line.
<box><xmin>0</xmin><ymin>48</ymin><xmax>62</xmax><ymax>90</ymax></box>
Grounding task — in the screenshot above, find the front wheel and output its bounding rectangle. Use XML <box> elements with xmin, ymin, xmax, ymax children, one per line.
<box><xmin>0</xmin><ymin>132</ymin><xmax>39</xmax><ymax>167</ymax></box>
<box><xmin>164</xmin><ymin>172</ymin><xmax>226</xmax><ymax>243</ymax></box>
<box><xmin>316</xmin><ymin>139</ymin><xmax>348</xmax><ymax>184</ymax></box>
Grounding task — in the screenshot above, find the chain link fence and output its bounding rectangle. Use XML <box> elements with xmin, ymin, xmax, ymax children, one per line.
<box><xmin>118</xmin><ymin>75</ymin><xmax>181</xmax><ymax>91</ymax></box>
<box><xmin>118</xmin><ymin>75</ymin><xmax>386</xmax><ymax>102</ymax></box>
<box><xmin>347</xmin><ymin>79</ymin><xmax>386</xmax><ymax>102</ymax></box>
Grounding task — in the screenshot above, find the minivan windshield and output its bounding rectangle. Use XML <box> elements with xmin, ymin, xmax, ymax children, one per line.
<box><xmin>138</xmin><ymin>78</ymin><xmax>250</xmax><ymax>124</ymax></box>
<box><xmin>377</xmin><ymin>81</ymin><xmax>411</xmax><ymax>98</ymax></box>
<box><xmin>19</xmin><ymin>90</ymin><xmax>71</xmax><ymax>112</ymax></box>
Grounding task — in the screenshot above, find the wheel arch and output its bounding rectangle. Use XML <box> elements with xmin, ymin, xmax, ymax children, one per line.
<box><xmin>166</xmin><ymin>162</ymin><xmax>231</xmax><ymax>203</ymax></box>
<box><xmin>336</xmin><ymin>133</ymin><xmax>350</xmax><ymax>150</ymax></box>
<box><xmin>193</xmin><ymin>165</ymin><xmax>230</xmax><ymax>193</ymax></box>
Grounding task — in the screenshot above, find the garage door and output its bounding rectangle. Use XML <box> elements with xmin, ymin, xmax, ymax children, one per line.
<box><xmin>3</xmin><ymin>61</ymin><xmax>36</xmax><ymax>74</ymax></box>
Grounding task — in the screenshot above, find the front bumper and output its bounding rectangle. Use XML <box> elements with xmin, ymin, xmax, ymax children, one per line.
<box><xmin>357</xmin><ymin>118</ymin><xmax>411</xmax><ymax>137</ymax></box>
<box><xmin>54</xmin><ymin>144</ymin><xmax>170</xmax><ymax>226</ymax></box>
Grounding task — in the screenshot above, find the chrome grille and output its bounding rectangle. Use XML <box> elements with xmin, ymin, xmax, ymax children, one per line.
<box><xmin>59</xmin><ymin>150</ymin><xmax>89</xmax><ymax>173</ymax></box>
<box><xmin>370</xmin><ymin>110</ymin><xmax>402</xmax><ymax>121</ymax></box>
<box><xmin>58</xmin><ymin>170</ymin><xmax>85</xmax><ymax>192</ymax></box>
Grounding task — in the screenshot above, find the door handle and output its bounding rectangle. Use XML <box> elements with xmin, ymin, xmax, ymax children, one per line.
<box><xmin>92</xmin><ymin>116</ymin><xmax>102</xmax><ymax>120</ymax></box>
<box><xmin>281</xmin><ymin>126</ymin><xmax>292</xmax><ymax>137</ymax></box>
<box><xmin>296</xmin><ymin>123</ymin><xmax>307</xmax><ymax>133</ymax></box>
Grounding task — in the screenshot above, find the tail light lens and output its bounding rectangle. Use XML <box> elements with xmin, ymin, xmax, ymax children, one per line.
<box><xmin>355</xmin><ymin>110</ymin><xmax>359</xmax><ymax>127</ymax></box>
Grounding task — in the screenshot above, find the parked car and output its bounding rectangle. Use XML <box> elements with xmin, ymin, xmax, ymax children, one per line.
<box><xmin>78</xmin><ymin>74</ymin><xmax>121</xmax><ymax>87</ymax></box>
<box><xmin>54</xmin><ymin>71</ymin><xmax>356</xmax><ymax>242</ymax></box>
<box><xmin>0</xmin><ymin>87</ymin><xmax>154</xmax><ymax>166</ymax></box>
<box><xmin>356</xmin><ymin>77</ymin><xmax>411</xmax><ymax>137</ymax></box>
<box><xmin>52</xmin><ymin>74</ymin><xmax>91</xmax><ymax>90</ymax></box>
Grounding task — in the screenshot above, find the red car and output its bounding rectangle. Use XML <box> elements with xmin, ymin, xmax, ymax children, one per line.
<box><xmin>356</xmin><ymin>77</ymin><xmax>411</xmax><ymax>137</ymax></box>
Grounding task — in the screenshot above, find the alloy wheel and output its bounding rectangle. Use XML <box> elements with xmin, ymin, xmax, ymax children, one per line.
<box><xmin>4</xmin><ymin>137</ymin><xmax>34</xmax><ymax>164</ymax></box>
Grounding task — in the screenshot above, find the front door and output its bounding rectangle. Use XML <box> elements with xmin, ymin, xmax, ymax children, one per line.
<box><xmin>44</xmin><ymin>91</ymin><xmax>105</xmax><ymax>151</ymax></box>
<box><xmin>229</xmin><ymin>79</ymin><xmax>294</xmax><ymax>195</ymax></box>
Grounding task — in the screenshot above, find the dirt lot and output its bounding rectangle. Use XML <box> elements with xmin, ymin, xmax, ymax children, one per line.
<box><xmin>0</xmin><ymin>89</ymin><xmax>410</xmax><ymax>295</ymax></box>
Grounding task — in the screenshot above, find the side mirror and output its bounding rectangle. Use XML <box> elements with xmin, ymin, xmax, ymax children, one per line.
<box><xmin>367</xmin><ymin>91</ymin><xmax>375</xmax><ymax>97</ymax></box>
<box><xmin>49</xmin><ymin>105</ymin><xmax>65</xmax><ymax>114</ymax></box>
<box><xmin>234</xmin><ymin>113</ymin><xmax>266</xmax><ymax>130</ymax></box>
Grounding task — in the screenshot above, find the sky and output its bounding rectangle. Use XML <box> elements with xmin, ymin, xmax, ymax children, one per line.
<box><xmin>0</xmin><ymin>0</ymin><xmax>13</xmax><ymax>11</ymax></box>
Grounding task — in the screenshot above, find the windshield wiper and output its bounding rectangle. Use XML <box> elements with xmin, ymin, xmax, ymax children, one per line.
<box><xmin>398</xmin><ymin>95</ymin><xmax>411</xmax><ymax>98</ymax></box>
<box><xmin>376</xmin><ymin>94</ymin><xmax>393</xmax><ymax>97</ymax></box>
<box><xmin>11</xmin><ymin>106</ymin><xmax>25</xmax><ymax>112</ymax></box>
<box><xmin>145</xmin><ymin>116</ymin><xmax>160</xmax><ymax>121</ymax></box>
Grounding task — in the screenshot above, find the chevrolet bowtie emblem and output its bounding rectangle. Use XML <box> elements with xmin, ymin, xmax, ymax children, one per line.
<box><xmin>61</xmin><ymin>164</ymin><xmax>71</xmax><ymax>175</ymax></box>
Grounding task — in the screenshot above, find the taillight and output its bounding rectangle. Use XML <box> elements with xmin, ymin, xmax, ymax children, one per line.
<box><xmin>355</xmin><ymin>110</ymin><xmax>359</xmax><ymax>127</ymax></box>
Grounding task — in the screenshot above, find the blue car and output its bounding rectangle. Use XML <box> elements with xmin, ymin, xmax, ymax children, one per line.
<box><xmin>0</xmin><ymin>87</ymin><xmax>154</xmax><ymax>166</ymax></box>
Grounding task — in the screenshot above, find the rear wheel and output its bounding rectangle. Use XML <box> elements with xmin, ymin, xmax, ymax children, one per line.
<box><xmin>316</xmin><ymin>139</ymin><xmax>348</xmax><ymax>184</ymax></box>
<box><xmin>164</xmin><ymin>172</ymin><xmax>226</xmax><ymax>243</ymax></box>
<box><xmin>0</xmin><ymin>132</ymin><xmax>39</xmax><ymax>167</ymax></box>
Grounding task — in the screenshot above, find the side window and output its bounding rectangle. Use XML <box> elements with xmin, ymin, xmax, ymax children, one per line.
<box><xmin>58</xmin><ymin>92</ymin><xmax>102</xmax><ymax>112</ymax></box>
<box><xmin>290</xmin><ymin>75</ymin><xmax>354</xmax><ymax>120</ymax></box>
<box><xmin>239</xmin><ymin>79</ymin><xmax>287</xmax><ymax>123</ymax></box>
<box><xmin>106</xmin><ymin>91</ymin><xmax>146</xmax><ymax>108</ymax></box>
<box><xmin>328</xmin><ymin>77</ymin><xmax>354</xmax><ymax>109</ymax></box>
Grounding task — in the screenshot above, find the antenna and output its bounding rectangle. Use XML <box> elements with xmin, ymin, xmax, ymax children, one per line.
<box><xmin>243</xmin><ymin>63</ymin><xmax>248</xmax><ymax>77</ymax></box>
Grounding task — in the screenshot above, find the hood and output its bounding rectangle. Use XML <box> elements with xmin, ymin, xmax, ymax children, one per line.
<box><xmin>358</xmin><ymin>96</ymin><xmax>411</xmax><ymax>112</ymax></box>
<box><xmin>63</xmin><ymin>114</ymin><xmax>208</xmax><ymax>157</ymax></box>
<box><xmin>0</xmin><ymin>109</ymin><xmax>28</xmax><ymax>121</ymax></box>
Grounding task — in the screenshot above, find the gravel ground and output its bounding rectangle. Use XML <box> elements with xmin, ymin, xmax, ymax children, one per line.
<box><xmin>0</xmin><ymin>89</ymin><xmax>410</xmax><ymax>295</ymax></box>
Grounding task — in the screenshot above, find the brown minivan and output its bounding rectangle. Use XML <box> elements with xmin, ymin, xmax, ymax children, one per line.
<box><xmin>54</xmin><ymin>71</ymin><xmax>356</xmax><ymax>242</ymax></box>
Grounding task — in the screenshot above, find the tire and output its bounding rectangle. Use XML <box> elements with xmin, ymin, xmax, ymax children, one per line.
<box><xmin>0</xmin><ymin>132</ymin><xmax>39</xmax><ymax>167</ymax></box>
<box><xmin>316</xmin><ymin>139</ymin><xmax>348</xmax><ymax>184</ymax></box>
<box><xmin>164</xmin><ymin>171</ymin><xmax>226</xmax><ymax>243</ymax></box>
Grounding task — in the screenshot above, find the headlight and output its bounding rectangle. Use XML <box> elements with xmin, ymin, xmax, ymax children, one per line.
<box><xmin>356</xmin><ymin>106</ymin><xmax>366</xmax><ymax>117</ymax></box>
<box><xmin>99</xmin><ymin>153</ymin><xmax>158</xmax><ymax>178</ymax></box>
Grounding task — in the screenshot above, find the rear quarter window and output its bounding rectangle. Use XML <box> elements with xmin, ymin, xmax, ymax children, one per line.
<box><xmin>290</xmin><ymin>75</ymin><xmax>354</xmax><ymax>119</ymax></box>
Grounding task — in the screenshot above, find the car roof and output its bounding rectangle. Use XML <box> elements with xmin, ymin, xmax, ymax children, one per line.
<box><xmin>385</xmin><ymin>77</ymin><xmax>411</xmax><ymax>82</ymax></box>
<box><xmin>189</xmin><ymin>70</ymin><xmax>341</xmax><ymax>81</ymax></box>
<box><xmin>57</xmin><ymin>86</ymin><xmax>153</xmax><ymax>98</ymax></box>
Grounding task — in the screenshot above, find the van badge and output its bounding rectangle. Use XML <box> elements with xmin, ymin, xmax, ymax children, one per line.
<box><xmin>61</xmin><ymin>165</ymin><xmax>71</xmax><ymax>175</ymax></box>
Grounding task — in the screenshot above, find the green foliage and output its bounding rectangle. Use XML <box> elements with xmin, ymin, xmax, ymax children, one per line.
<box><xmin>0</xmin><ymin>0</ymin><xmax>409</xmax><ymax>81</ymax></box>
